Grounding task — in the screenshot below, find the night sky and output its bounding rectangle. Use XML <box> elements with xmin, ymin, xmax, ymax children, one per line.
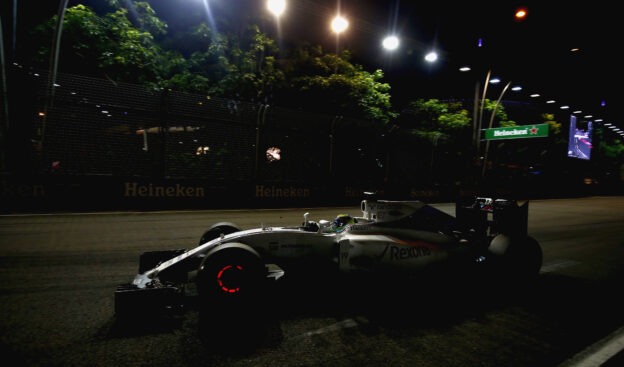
<box><xmin>4</xmin><ymin>0</ymin><xmax>619</xmax><ymax>123</ymax></box>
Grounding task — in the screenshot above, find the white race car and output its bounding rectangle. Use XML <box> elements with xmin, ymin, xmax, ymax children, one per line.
<box><xmin>115</xmin><ymin>194</ymin><xmax>542</xmax><ymax>317</ymax></box>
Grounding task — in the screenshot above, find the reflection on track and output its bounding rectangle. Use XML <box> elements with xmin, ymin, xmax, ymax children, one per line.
<box><xmin>290</xmin><ymin>318</ymin><xmax>362</xmax><ymax>339</ymax></box>
<box><xmin>540</xmin><ymin>259</ymin><xmax>582</xmax><ymax>273</ymax></box>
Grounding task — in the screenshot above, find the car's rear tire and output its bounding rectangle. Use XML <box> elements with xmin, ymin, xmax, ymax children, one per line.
<box><xmin>198</xmin><ymin>222</ymin><xmax>241</xmax><ymax>246</ymax></box>
<box><xmin>488</xmin><ymin>234</ymin><xmax>543</xmax><ymax>282</ymax></box>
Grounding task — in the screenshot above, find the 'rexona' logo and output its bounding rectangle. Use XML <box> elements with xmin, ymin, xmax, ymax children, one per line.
<box><xmin>376</xmin><ymin>243</ymin><xmax>433</xmax><ymax>261</ymax></box>
<box><xmin>389</xmin><ymin>245</ymin><xmax>431</xmax><ymax>260</ymax></box>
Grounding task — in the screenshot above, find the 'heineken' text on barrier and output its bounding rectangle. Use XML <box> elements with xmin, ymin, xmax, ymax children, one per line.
<box><xmin>256</xmin><ymin>185</ymin><xmax>310</xmax><ymax>198</ymax></box>
<box><xmin>124</xmin><ymin>182</ymin><xmax>205</xmax><ymax>197</ymax></box>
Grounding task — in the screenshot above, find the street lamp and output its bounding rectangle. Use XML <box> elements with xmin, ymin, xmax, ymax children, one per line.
<box><xmin>266</xmin><ymin>0</ymin><xmax>285</xmax><ymax>41</ymax></box>
<box><xmin>331</xmin><ymin>14</ymin><xmax>348</xmax><ymax>55</ymax></box>
<box><xmin>382</xmin><ymin>35</ymin><xmax>399</xmax><ymax>51</ymax></box>
<box><xmin>331</xmin><ymin>15</ymin><xmax>349</xmax><ymax>34</ymax></box>
<box><xmin>424</xmin><ymin>51</ymin><xmax>438</xmax><ymax>63</ymax></box>
<box><xmin>267</xmin><ymin>0</ymin><xmax>286</xmax><ymax>17</ymax></box>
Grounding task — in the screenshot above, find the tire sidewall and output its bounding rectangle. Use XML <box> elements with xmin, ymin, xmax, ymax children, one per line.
<box><xmin>199</xmin><ymin>222</ymin><xmax>241</xmax><ymax>246</ymax></box>
<box><xmin>196</xmin><ymin>245</ymin><xmax>265</xmax><ymax>310</ymax></box>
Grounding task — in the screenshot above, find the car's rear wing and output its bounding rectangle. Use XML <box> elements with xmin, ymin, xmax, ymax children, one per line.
<box><xmin>455</xmin><ymin>197</ymin><xmax>528</xmax><ymax>237</ymax></box>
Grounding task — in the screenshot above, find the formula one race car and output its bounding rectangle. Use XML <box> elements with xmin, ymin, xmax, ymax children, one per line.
<box><xmin>114</xmin><ymin>194</ymin><xmax>542</xmax><ymax>318</ymax></box>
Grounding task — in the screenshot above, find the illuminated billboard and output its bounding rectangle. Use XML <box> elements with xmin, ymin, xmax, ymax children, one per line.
<box><xmin>567</xmin><ymin>115</ymin><xmax>592</xmax><ymax>160</ymax></box>
<box><xmin>484</xmin><ymin>124</ymin><xmax>549</xmax><ymax>140</ymax></box>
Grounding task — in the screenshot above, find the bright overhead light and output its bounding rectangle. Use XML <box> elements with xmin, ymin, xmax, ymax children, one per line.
<box><xmin>382</xmin><ymin>35</ymin><xmax>399</xmax><ymax>50</ymax></box>
<box><xmin>515</xmin><ymin>7</ymin><xmax>528</xmax><ymax>20</ymax></box>
<box><xmin>267</xmin><ymin>0</ymin><xmax>286</xmax><ymax>17</ymax></box>
<box><xmin>331</xmin><ymin>15</ymin><xmax>349</xmax><ymax>34</ymax></box>
<box><xmin>424</xmin><ymin>51</ymin><xmax>438</xmax><ymax>63</ymax></box>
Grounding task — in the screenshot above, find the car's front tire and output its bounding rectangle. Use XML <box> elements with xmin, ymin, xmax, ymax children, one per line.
<box><xmin>195</xmin><ymin>243</ymin><xmax>271</xmax><ymax>349</ymax></box>
<box><xmin>198</xmin><ymin>222</ymin><xmax>241</xmax><ymax>246</ymax></box>
<box><xmin>196</xmin><ymin>243</ymin><xmax>266</xmax><ymax>309</ymax></box>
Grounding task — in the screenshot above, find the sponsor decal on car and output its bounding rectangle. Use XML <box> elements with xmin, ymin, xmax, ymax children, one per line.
<box><xmin>377</xmin><ymin>242</ymin><xmax>433</xmax><ymax>261</ymax></box>
<box><xmin>390</xmin><ymin>245</ymin><xmax>432</xmax><ymax>260</ymax></box>
<box><xmin>349</xmin><ymin>224</ymin><xmax>372</xmax><ymax>231</ymax></box>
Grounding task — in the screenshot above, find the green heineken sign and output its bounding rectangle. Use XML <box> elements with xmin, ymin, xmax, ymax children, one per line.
<box><xmin>484</xmin><ymin>123</ymin><xmax>549</xmax><ymax>140</ymax></box>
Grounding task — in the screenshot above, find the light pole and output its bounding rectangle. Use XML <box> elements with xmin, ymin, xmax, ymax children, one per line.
<box><xmin>0</xmin><ymin>16</ymin><xmax>7</xmax><ymax>172</ymax></box>
<box><xmin>468</xmin><ymin>69</ymin><xmax>513</xmax><ymax>182</ymax></box>
<box><xmin>481</xmin><ymin>79</ymin><xmax>511</xmax><ymax>178</ymax></box>
<box><xmin>476</xmin><ymin>70</ymin><xmax>492</xmax><ymax>150</ymax></box>
<box><xmin>40</xmin><ymin>0</ymin><xmax>69</xmax><ymax>153</ymax></box>
<box><xmin>430</xmin><ymin>132</ymin><xmax>441</xmax><ymax>185</ymax></box>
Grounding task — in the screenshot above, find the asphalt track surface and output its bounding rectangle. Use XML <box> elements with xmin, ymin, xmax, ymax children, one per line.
<box><xmin>1</xmin><ymin>196</ymin><xmax>624</xmax><ymax>366</ymax></box>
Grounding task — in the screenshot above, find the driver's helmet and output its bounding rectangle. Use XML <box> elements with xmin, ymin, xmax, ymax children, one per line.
<box><xmin>332</xmin><ymin>214</ymin><xmax>355</xmax><ymax>232</ymax></box>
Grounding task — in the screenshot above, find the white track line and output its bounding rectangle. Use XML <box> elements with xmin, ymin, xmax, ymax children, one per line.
<box><xmin>558</xmin><ymin>326</ymin><xmax>624</xmax><ymax>367</ymax></box>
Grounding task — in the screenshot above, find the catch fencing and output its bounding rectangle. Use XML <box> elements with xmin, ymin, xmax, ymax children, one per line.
<box><xmin>11</xmin><ymin>68</ymin><xmax>394</xmax><ymax>188</ymax></box>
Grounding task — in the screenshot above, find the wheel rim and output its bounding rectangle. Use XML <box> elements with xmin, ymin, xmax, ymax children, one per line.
<box><xmin>216</xmin><ymin>264</ymin><xmax>245</xmax><ymax>294</ymax></box>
